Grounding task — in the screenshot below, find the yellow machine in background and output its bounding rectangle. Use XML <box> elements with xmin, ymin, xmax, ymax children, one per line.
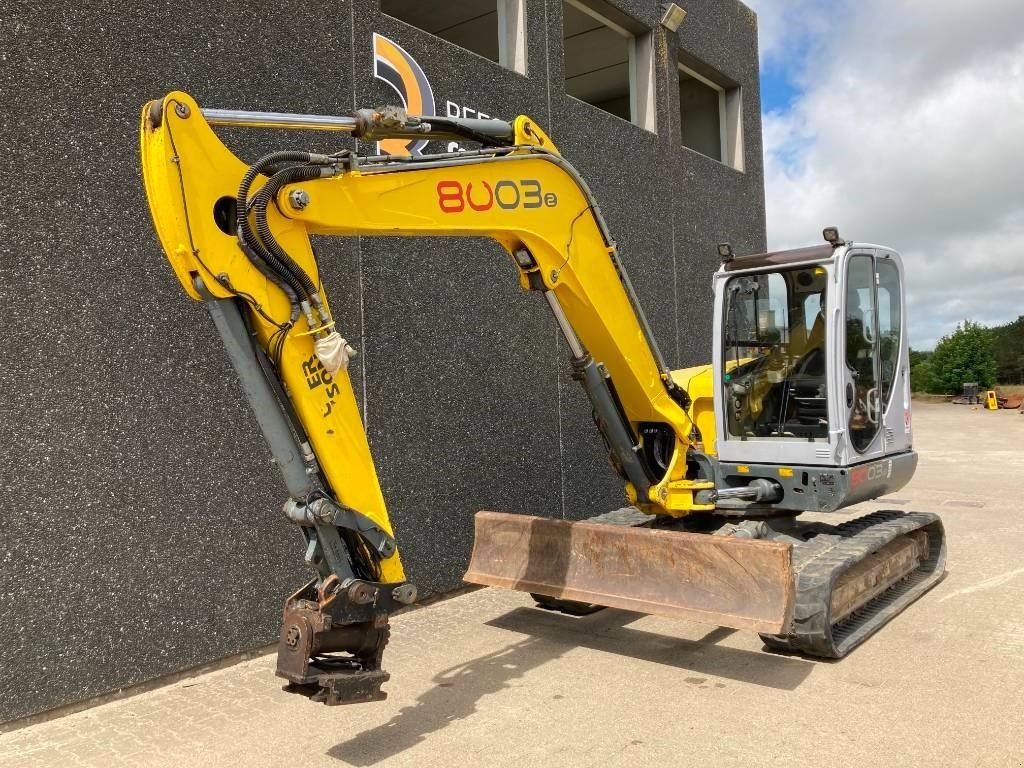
<box><xmin>140</xmin><ymin>92</ymin><xmax>945</xmax><ymax>706</ymax></box>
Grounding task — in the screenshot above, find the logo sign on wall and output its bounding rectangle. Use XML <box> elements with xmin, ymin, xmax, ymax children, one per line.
<box><xmin>371</xmin><ymin>33</ymin><xmax>436</xmax><ymax>156</ymax></box>
<box><xmin>371</xmin><ymin>33</ymin><xmax>498</xmax><ymax>155</ymax></box>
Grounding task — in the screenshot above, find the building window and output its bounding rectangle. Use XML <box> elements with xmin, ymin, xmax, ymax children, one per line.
<box><xmin>678</xmin><ymin>58</ymin><xmax>744</xmax><ymax>170</ymax></box>
<box><xmin>562</xmin><ymin>0</ymin><xmax>655</xmax><ymax>131</ymax></box>
<box><xmin>380</xmin><ymin>0</ymin><xmax>527</xmax><ymax>74</ymax></box>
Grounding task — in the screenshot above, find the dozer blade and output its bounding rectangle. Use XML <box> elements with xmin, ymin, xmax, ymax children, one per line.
<box><xmin>464</xmin><ymin>511</ymin><xmax>794</xmax><ymax>634</ymax></box>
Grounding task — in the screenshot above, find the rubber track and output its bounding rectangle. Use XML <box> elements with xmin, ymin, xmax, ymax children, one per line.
<box><xmin>760</xmin><ymin>510</ymin><xmax>947</xmax><ymax>658</ymax></box>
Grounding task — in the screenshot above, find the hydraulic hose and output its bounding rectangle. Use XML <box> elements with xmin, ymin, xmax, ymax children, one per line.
<box><xmin>250</xmin><ymin>164</ymin><xmax>330</xmax><ymax>302</ymax></box>
<box><xmin>236</xmin><ymin>152</ymin><xmax>316</xmax><ymax>304</ymax></box>
<box><xmin>237</xmin><ymin>236</ymin><xmax>301</xmax><ymax>327</ymax></box>
<box><xmin>235</xmin><ymin>151</ymin><xmax>312</xmax><ymax>213</ymax></box>
<box><xmin>237</xmin><ymin>221</ymin><xmax>303</xmax><ymax>309</ymax></box>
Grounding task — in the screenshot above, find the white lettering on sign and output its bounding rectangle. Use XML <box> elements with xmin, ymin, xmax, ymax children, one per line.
<box><xmin>446</xmin><ymin>100</ymin><xmax>491</xmax><ymax>120</ymax></box>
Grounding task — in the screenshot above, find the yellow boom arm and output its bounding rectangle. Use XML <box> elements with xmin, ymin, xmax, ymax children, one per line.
<box><xmin>140</xmin><ymin>91</ymin><xmax>712</xmax><ymax>704</ymax></box>
<box><xmin>142</xmin><ymin>92</ymin><xmax>712</xmax><ymax>524</ymax></box>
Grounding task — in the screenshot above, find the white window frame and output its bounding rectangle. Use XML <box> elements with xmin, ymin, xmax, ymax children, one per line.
<box><xmin>678</xmin><ymin>61</ymin><xmax>744</xmax><ymax>171</ymax></box>
<box><xmin>564</xmin><ymin>0</ymin><xmax>656</xmax><ymax>133</ymax></box>
<box><xmin>497</xmin><ymin>0</ymin><xmax>528</xmax><ymax>75</ymax></box>
<box><xmin>381</xmin><ymin>0</ymin><xmax>528</xmax><ymax>75</ymax></box>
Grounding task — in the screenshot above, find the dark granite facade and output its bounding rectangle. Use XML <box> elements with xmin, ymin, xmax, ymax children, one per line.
<box><xmin>0</xmin><ymin>0</ymin><xmax>765</xmax><ymax>722</ymax></box>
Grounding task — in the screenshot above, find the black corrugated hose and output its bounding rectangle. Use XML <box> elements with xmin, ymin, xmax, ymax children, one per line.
<box><xmin>250</xmin><ymin>164</ymin><xmax>328</xmax><ymax>303</ymax></box>
<box><xmin>236</xmin><ymin>152</ymin><xmax>328</xmax><ymax>313</ymax></box>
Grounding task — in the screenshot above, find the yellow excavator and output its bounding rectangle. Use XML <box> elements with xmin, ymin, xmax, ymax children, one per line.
<box><xmin>140</xmin><ymin>92</ymin><xmax>946</xmax><ymax>706</ymax></box>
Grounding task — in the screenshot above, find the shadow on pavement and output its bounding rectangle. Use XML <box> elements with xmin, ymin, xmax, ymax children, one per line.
<box><xmin>327</xmin><ymin>632</ymin><xmax>561</xmax><ymax>766</ymax></box>
<box><xmin>328</xmin><ymin>606</ymin><xmax>814</xmax><ymax>765</ymax></box>
<box><xmin>488</xmin><ymin>606</ymin><xmax>815</xmax><ymax>687</ymax></box>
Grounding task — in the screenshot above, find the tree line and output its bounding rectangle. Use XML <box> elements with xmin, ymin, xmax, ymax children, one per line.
<box><xmin>910</xmin><ymin>316</ymin><xmax>1024</xmax><ymax>393</ymax></box>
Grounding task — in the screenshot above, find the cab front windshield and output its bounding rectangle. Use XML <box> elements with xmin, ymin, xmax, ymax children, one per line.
<box><xmin>723</xmin><ymin>265</ymin><xmax>829</xmax><ymax>441</ymax></box>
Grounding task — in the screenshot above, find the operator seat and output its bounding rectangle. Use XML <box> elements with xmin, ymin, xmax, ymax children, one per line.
<box><xmin>785</xmin><ymin>306</ymin><xmax>828</xmax><ymax>437</ymax></box>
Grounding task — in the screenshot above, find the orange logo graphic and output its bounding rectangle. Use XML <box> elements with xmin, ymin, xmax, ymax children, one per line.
<box><xmin>372</xmin><ymin>33</ymin><xmax>436</xmax><ymax>156</ymax></box>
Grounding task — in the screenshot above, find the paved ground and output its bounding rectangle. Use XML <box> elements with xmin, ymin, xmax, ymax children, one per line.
<box><xmin>3</xmin><ymin>402</ymin><xmax>1023</xmax><ymax>767</ymax></box>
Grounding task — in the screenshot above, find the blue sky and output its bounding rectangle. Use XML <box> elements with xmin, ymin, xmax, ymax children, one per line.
<box><xmin>758</xmin><ymin>68</ymin><xmax>799</xmax><ymax>113</ymax></box>
<box><xmin>744</xmin><ymin>0</ymin><xmax>1024</xmax><ymax>350</ymax></box>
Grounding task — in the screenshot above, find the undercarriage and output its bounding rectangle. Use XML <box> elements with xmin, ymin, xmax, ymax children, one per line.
<box><xmin>467</xmin><ymin>507</ymin><xmax>946</xmax><ymax>659</ymax></box>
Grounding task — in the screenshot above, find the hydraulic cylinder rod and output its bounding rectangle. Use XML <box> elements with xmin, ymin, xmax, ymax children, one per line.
<box><xmin>201</xmin><ymin>108</ymin><xmax>360</xmax><ymax>132</ymax></box>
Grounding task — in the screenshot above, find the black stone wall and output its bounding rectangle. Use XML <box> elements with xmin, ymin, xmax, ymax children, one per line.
<box><xmin>0</xmin><ymin>0</ymin><xmax>764</xmax><ymax>722</ymax></box>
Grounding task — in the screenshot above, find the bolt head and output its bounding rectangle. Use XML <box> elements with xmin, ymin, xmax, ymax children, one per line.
<box><xmin>289</xmin><ymin>189</ymin><xmax>311</xmax><ymax>210</ymax></box>
<box><xmin>174</xmin><ymin>102</ymin><xmax>191</xmax><ymax>119</ymax></box>
<box><xmin>393</xmin><ymin>584</ymin><xmax>417</xmax><ymax>605</ymax></box>
<box><xmin>348</xmin><ymin>582</ymin><xmax>376</xmax><ymax>605</ymax></box>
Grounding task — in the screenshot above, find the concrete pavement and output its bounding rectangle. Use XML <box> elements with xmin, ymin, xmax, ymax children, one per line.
<box><xmin>2</xmin><ymin>402</ymin><xmax>1023</xmax><ymax>767</ymax></box>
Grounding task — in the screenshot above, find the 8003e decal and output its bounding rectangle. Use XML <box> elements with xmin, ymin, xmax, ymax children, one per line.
<box><xmin>436</xmin><ymin>180</ymin><xmax>558</xmax><ymax>213</ymax></box>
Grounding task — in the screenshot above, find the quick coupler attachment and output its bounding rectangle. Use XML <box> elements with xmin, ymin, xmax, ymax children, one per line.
<box><xmin>276</xmin><ymin>577</ymin><xmax>416</xmax><ymax>705</ymax></box>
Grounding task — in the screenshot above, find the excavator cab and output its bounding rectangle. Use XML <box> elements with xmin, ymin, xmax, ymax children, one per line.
<box><xmin>708</xmin><ymin>237</ymin><xmax>917</xmax><ymax>513</ymax></box>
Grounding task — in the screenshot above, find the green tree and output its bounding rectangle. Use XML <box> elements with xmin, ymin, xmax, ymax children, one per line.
<box><xmin>927</xmin><ymin>320</ymin><xmax>998</xmax><ymax>393</ymax></box>
<box><xmin>908</xmin><ymin>348</ymin><xmax>933</xmax><ymax>392</ymax></box>
<box><xmin>909</xmin><ymin>348</ymin><xmax>932</xmax><ymax>368</ymax></box>
<box><xmin>991</xmin><ymin>315</ymin><xmax>1024</xmax><ymax>384</ymax></box>
<box><xmin>910</xmin><ymin>360</ymin><xmax>934</xmax><ymax>392</ymax></box>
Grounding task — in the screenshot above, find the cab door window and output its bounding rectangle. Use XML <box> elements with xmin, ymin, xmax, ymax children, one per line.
<box><xmin>845</xmin><ymin>255</ymin><xmax>880</xmax><ymax>452</ymax></box>
<box><xmin>876</xmin><ymin>259</ymin><xmax>902</xmax><ymax>410</ymax></box>
<box><xmin>722</xmin><ymin>266</ymin><xmax>828</xmax><ymax>441</ymax></box>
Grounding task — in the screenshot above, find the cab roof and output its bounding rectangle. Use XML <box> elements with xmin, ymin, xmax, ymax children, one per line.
<box><xmin>722</xmin><ymin>244</ymin><xmax>835</xmax><ymax>272</ymax></box>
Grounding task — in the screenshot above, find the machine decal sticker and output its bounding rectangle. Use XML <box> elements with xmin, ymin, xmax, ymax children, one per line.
<box><xmin>850</xmin><ymin>459</ymin><xmax>893</xmax><ymax>487</ymax></box>
<box><xmin>302</xmin><ymin>354</ymin><xmax>340</xmax><ymax>418</ymax></box>
<box><xmin>372</xmin><ymin>33</ymin><xmax>436</xmax><ymax>156</ymax></box>
<box><xmin>436</xmin><ymin>179</ymin><xmax>558</xmax><ymax>212</ymax></box>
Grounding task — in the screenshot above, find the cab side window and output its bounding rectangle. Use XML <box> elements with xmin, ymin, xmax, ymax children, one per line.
<box><xmin>846</xmin><ymin>255</ymin><xmax>880</xmax><ymax>452</ymax></box>
<box><xmin>876</xmin><ymin>259</ymin><xmax>902</xmax><ymax>410</ymax></box>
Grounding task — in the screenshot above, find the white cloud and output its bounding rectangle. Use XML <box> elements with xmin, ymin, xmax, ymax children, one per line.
<box><xmin>747</xmin><ymin>0</ymin><xmax>1024</xmax><ymax>348</ymax></box>
<box><xmin>752</xmin><ymin>0</ymin><xmax>837</xmax><ymax>74</ymax></box>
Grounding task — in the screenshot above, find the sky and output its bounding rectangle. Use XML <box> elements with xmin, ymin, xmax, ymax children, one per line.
<box><xmin>743</xmin><ymin>0</ymin><xmax>1024</xmax><ymax>349</ymax></box>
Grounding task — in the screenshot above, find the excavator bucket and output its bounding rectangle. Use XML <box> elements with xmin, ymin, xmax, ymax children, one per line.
<box><xmin>464</xmin><ymin>511</ymin><xmax>794</xmax><ymax>634</ymax></box>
